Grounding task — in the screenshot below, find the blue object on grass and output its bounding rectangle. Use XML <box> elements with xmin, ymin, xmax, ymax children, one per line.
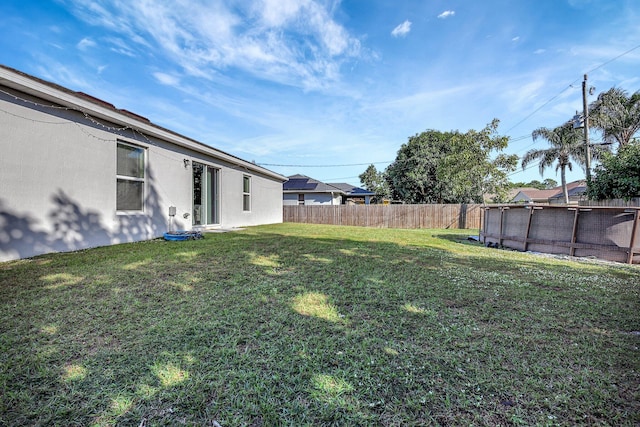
<box><xmin>163</xmin><ymin>231</ymin><xmax>203</xmax><ymax>241</ymax></box>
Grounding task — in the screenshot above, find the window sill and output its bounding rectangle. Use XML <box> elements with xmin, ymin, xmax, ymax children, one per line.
<box><xmin>116</xmin><ymin>210</ymin><xmax>146</xmax><ymax>216</ymax></box>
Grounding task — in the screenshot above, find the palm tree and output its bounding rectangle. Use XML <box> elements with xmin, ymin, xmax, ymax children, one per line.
<box><xmin>589</xmin><ymin>87</ymin><xmax>640</xmax><ymax>148</ymax></box>
<box><xmin>521</xmin><ymin>121</ymin><xmax>586</xmax><ymax>204</ymax></box>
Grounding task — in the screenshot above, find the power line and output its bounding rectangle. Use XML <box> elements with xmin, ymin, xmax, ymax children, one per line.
<box><xmin>261</xmin><ymin>134</ymin><xmax>533</xmax><ymax>169</ymax></box>
<box><xmin>261</xmin><ymin>39</ymin><xmax>640</xmax><ymax>174</ymax></box>
<box><xmin>586</xmin><ymin>43</ymin><xmax>640</xmax><ymax>75</ymax></box>
<box><xmin>510</xmin><ymin>134</ymin><xmax>530</xmax><ymax>142</ymax></box>
<box><xmin>505</xmin><ymin>42</ymin><xmax>640</xmax><ymax>134</ymax></box>
<box><xmin>258</xmin><ymin>161</ymin><xmax>392</xmax><ymax>168</ymax></box>
<box><xmin>323</xmin><ymin>175</ymin><xmax>361</xmax><ymax>181</ymax></box>
<box><xmin>504</xmin><ymin>85</ymin><xmax>577</xmax><ymax>134</ymax></box>
<box><xmin>507</xmin><ymin>162</ymin><xmax>541</xmax><ymax>177</ymax></box>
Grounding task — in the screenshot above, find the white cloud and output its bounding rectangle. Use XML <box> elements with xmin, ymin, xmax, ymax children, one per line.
<box><xmin>104</xmin><ymin>37</ymin><xmax>137</xmax><ymax>57</ymax></box>
<box><xmin>35</xmin><ymin>61</ymin><xmax>93</xmax><ymax>92</ymax></box>
<box><xmin>501</xmin><ymin>79</ymin><xmax>545</xmax><ymax>112</ymax></box>
<box><xmin>437</xmin><ymin>10</ymin><xmax>455</xmax><ymax>19</ymax></box>
<box><xmin>534</xmin><ymin>49</ymin><xmax>546</xmax><ymax>54</ymax></box>
<box><xmin>370</xmin><ymin>84</ymin><xmax>473</xmax><ymax>115</ymax></box>
<box><xmin>153</xmin><ymin>72</ymin><xmax>181</xmax><ymax>86</ymax></box>
<box><xmin>77</xmin><ymin>37</ymin><xmax>96</xmax><ymax>50</ymax></box>
<box><xmin>512</xmin><ymin>36</ymin><xmax>520</xmax><ymax>42</ymax></box>
<box><xmin>65</xmin><ymin>0</ymin><xmax>362</xmax><ymax>91</ymax></box>
<box><xmin>258</xmin><ymin>0</ymin><xmax>303</xmax><ymax>27</ymax></box>
<box><xmin>391</xmin><ymin>20</ymin><xmax>412</xmax><ymax>38</ymax></box>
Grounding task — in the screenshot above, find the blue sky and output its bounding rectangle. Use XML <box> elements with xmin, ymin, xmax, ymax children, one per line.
<box><xmin>1</xmin><ymin>0</ymin><xmax>639</xmax><ymax>187</ymax></box>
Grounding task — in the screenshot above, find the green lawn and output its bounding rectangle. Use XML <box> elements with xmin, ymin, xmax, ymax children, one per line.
<box><xmin>0</xmin><ymin>223</ymin><xmax>638</xmax><ymax>426</ymax></box>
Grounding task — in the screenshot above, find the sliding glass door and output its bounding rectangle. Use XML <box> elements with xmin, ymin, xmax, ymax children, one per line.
<box><xmin>192</xmin><ymin>162</ymin><xmax>219</xmax><ymax>226</ymax></box>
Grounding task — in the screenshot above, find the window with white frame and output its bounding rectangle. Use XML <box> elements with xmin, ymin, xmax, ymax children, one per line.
<box><xmin>116</xmin><ymin>142</ymin><xmax>145</xmax><ymax>211</ymax></box>
<box><xmin>243</xmin><ymin>175</ymin><xmax>251</xmax><ymax>211</ymax></box>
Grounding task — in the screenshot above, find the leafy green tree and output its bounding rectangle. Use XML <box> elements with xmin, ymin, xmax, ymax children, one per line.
<box><xmin>589</xmin><ymin>88</ymin><xmax>640</xmax><ymax>148</ymax></box>
<box><xmin>587</xmin><ymin>141</ymin><xmax>640</xmax><ymax>200</ymax></box>
<box><xmin>525</xmin><ymin>179</ymin><xmax>545</xmax><ymax>189</ymax></box>
<box><xmin>521</xmin><ymin>121</ymin><xmax>588</xmax><ymax>204</ymax></box>
<box><xmin>508</xmin><ymin>181</ymin><xmax>528</xmax><ymax>188</ymax></box>
<box><xmin>505</xmin><ymin>179</ymin><xmax>557</xmax><ymax>190</ymax></box>
<box><xmin>385</xmin><ymin>120</ymin><xmax>517</xmax><ymax>203</ymax></box>
<box><xmin>358</xmin><ymin>164</ymin><xmax>391</xmax><ymax>203</ymax></box>
<box><xmin>385</xmin><ymin>129</ymin><xmax>453</xmax><ymax>203</ymax></box>
<box><xmin>437</xmin><ymin>119</ymin><xmax>517</xmax><ymax>203</ymax></box>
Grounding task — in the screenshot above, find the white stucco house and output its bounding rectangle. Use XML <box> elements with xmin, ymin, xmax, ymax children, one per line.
<box><xmin>0</xmin><ymin>65</ymin><xmax>287</xmax><ymax>262</ymax></box>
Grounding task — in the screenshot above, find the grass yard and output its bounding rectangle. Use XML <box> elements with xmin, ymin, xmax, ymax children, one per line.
<box><xmin>0</xmin><ymin>223</ymin><xmax>638</xmax><ymax>426</ymax></box>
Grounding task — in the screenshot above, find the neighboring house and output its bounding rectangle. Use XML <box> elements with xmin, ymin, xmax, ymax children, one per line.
<box><xmin>282</xmin><ymin>174</ymin><xmax>373</xmax><ymax>205</ymax></box>
<box><xmin>511</xmin><ymin>188</ymin><xmax>560</xmax><ymax>204</ymax></box>
<box><xmin>325</xmin><ymin>183</ymin><xmax>374</xmax><ymax>205</ymax></box>
<box><xmin>510</xmin><ymin>181</ymin><xmax>587</xmax><ymax>204</ymax></box>
<box><xmin>548</xmin><ymin>182</ymin><xmax>587</xmax><ymax>205</ymax></box>
<box><xmin>283</xmin><ymin>174</ymin><xmax>344</xmax><ymax>206</ymax></box>
<box><xmin>0</xmin><ymin>65</ymin><xmax>287</xmax><ymax>262</ymax></box>
<box><xmin>483</xmin><ymin>187</ymin><xmax>532</xmax><ymax>204</ymax></box>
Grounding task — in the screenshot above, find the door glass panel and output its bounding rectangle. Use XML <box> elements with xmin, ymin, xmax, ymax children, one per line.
<box><xmin>193</xmin><ymin>163</ymin><xmax>204</xmax><ymax>226</ymax></box>
<box><xmin>206</xmin><ymin>167</ymin><xmax>219</xmax><ymax>225</ymax></box>
<box><xmin>193</xmin><ymin>163</ymin><xmax>219</xmax><ymax>226</ymax></box>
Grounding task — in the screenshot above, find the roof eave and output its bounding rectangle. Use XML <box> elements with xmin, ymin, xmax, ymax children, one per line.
<box><xmin>0</xmin><ymin>65</ymin><xmax>287</xmax><ymax>182</ymax></box>
<box><xmin>283</xmin><ymin>189</ymin><xmax>346</xmax><ymax>194</ymax></box>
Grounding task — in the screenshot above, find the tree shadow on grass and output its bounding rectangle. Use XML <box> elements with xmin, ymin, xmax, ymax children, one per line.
<box><xmin>0</xmin><ymin>228</ymin><xmax>638</xmax><ymax>425</ymax></box>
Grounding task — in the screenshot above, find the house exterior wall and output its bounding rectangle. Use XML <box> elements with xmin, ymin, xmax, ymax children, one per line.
<box><xmin>0</xmin><ymin>80</ymin><xmax>284</xmax><ymax>262</ymax></box>
<box><xmin>283</xmin><ymin>193</ymin><xmax>300</xmax><ymax>206</ymax></box>
<box><xmin>311</xmin><ymin>193</ymin><xmax>341</xmax><ymax>205</ymax></box>
<box><xmin>282</xmin><ymin>193</ymin><xmax>341</xmax><ymax>206</ymax></box>
<box><xmin>216</xmin><ymin>166</ymin><xmax>284</xmax><ymax>227</ymax></box>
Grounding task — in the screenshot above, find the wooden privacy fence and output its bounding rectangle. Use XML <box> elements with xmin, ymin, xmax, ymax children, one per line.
<box><xmin>283</xmin><ymin>204</ymin><xmax>482</xmax><ymax>229</ymax></box>
<box><xmin>481</xmin><ymin>205</ymin><xmax>640</xmax><ymax>264</ymax></box>
<box><xmin>580</xmin><ymin>198</ymin><xmax>640</xmax><ymax>207</ymax></box>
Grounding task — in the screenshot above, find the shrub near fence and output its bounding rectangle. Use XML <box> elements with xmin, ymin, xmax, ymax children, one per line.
<box><xmin>283</xmin><ymin>204</ymin><xmax>482</xmax><ymax>229</ymax></box>
<box><xmin>481</xmin><ymin>204</ymin><xmax>640</xmax><ymax>264</ymax></box>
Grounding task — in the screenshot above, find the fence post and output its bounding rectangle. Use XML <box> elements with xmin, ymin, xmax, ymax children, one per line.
<box><xmin>482</xmin><ymin>207</ymin><xmax>489</xmax><ymax>244</ymax></box>
<box><xmin>499</xmin><ymin>207</ymin><xmax>509</xmax><ymax>247</ymax></box>
<box><xmin>523</xmin><ymin>206</ymin><xmax>535</xmax><ymax>252</ymax></box>
<box><xmin>459</xmin><ymin>204</ymin><xmax>467</xmax><ymax>229</ymax></box>
<box><xmin>629</xmin><ymin>209</ymin><xmax>639</xmax><ymax>264</ymax></box>
<box><xmin>478</xmin><ymin>205</ymin><xmax>483</xmax><ymax>242</ymax></box>
<box><xmin>569</xmin><ymin>208</ymin><xmax>579</xmax><ymax>257</ymax></box>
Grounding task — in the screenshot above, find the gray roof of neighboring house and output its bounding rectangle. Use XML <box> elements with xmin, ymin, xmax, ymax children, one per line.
<box><xmin>326</xmin><ymin>183</ymin><xmax>375</xmax><ymax>196</ymax></box>
<box><xmin>512</xmin><ymin>188</ymin><xmax>560</xmax><ymax>202</ymax></box>
<box><xmin>283</xmin><ymin>174</ymin><xmax>346</xmax><ymax>193</ymax></box>
<box><xmin>549</xmin><ymin>185</ymin><xmax>587</xmax><ymax>199</ymax></box>
<box><xmin>485</xmin><ymin>187</ymin><xmax>536</xmax><ymax>203</ymax></box>
<box><xmin>511</xmin><ymin>180</ymin><xmax>588</xmax><ymax>202</ymax></box>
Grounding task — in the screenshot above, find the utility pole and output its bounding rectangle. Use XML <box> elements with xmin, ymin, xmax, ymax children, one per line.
<box><xmin>582</xmin><ymin>74</ymin><xmax>591</xmax><ymax>182</ymax></box>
